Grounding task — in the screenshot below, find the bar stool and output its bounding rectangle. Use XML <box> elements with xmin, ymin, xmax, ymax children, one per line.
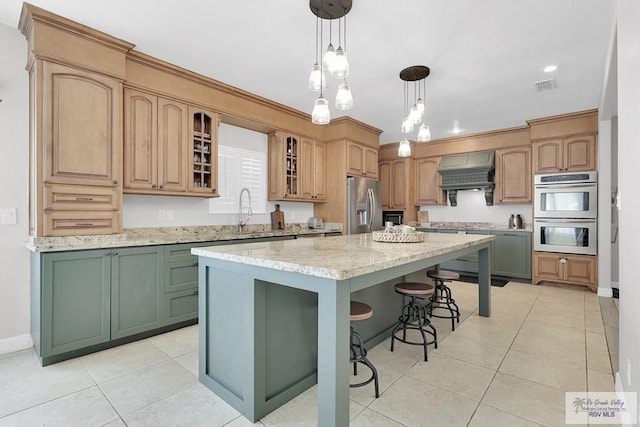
<box><xmin>350</xmin><ymin>301</ymin><xmax>379</xmax><ymax>398</ymax></box>
<box><xmin>427</xmin><ymin>269</ymin><xmax>461</xmax><ymax>331</ymax></box>
<box><xmin>390</xmin><ymin>282</ymin><xmax>438</xmax><ymax>361</ymax></box>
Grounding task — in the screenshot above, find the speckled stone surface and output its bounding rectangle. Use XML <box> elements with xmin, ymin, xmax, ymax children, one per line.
<box><xmin>413</xmin><ymin>221</ymin><xmax>532</xmax><ymax>232</ymax></box>
<box><xmin>192</xmin><ymin>232</ymin><xmax>495</xmax><ymax>280</ymax></box>
<box><xmin>26</xmin><ymin>223</ymin><xmax>343</xmax><ymax>252</ymax></box>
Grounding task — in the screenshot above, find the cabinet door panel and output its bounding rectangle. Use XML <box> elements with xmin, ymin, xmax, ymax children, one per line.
<box><xmin>565</xmin><ymin>255</ymin><xmax>596</xmax><ymax>285</ymax></box>
<box><xmin>124</xmin><ymin>89</ymin><xmax>157</xmax><ymax>189</ymax></box>
<box><xmin>415</xmin><ymin>157</ymin><xmax>444</xmax><ymax>205</ymax></box>
<box><xmin>299</xmin><ymin>138</ymin><xmax>314</xmax><ymax>200</ymax></box>
<box><xmin>111</xmin><ymin>247</ymin><xmax>163</xmax><ymax>339</ymax></box>
<box><xmin>533</xmin><ymin>140</ymin><xmax>563</xmax><ymax>173</ymax></box>
<box><xmin>163</xmin><ymin>289</ymin><xmax>198</xmax><ymax>324</ymax></box>
<box><xmin>42</xmin><ymin>250</ymin><xmax>110</xmax><ymax>356</ymax></box>
<box><xmin>346</xmin><ymin>142</ymin><xmax>364</xmax><ymax>176</ymax></box>
<box><xmin>43</xmin><ymin>62</ymin><xmax>120</xmax><ymax>186</ymax></box>
<box><xmin>565</xmin><ymin>136</ymin><xmax>596</xmax><ymax>171</ymax></box>
<box><xmin>313</xmin><ymin>141</ymin><xmax>327</xmax><ymax>200</ymax></box>
<box><xmin>378</xmin><ymin>161</ymin><xmax>391</xmax><ymax>208</ymax></box>
<box><xmin>391</xmin><ymin>160</ymin><xmax>407</xmax><ymax>209</ymax></box>
<box><xmin>533</xmin><ymin>253</ymin><xmax>563</xmax><ymax>281</ymax></box>
<box><xmin>492</xmin><ymin>232</ymin><xmax>531</xmax><ymax>279</ymax></box>
<box><xmin>158</xmin><ymin>98</ymin><xmax>188</xmax><ymax>191</ymax></box>
<box><xmin>363</xmin><ymin>147</ymin><xmax>379</xmax><ymax>178</ymax></box>
<box><xmin>496</xmin><ymin>147</ymin><xmax>531</xmax><ymax>203</ymax></box>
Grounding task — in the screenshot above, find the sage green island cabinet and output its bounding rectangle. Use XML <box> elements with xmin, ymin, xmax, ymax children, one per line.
<box><xmin>490</xmin><ymin>231</ymin><xmax>532</xmax><ymax>280</ymax></box>
<box><xmin>34</xmin><ymin>249</ymin><xmax>111</xmax><ymax>361</ymax></box>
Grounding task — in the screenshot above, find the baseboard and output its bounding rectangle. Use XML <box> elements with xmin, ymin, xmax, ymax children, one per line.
<box><xmin>0</xmin><ymin>334</ymin><xmax>33</xmax><ymax>356</ymax></box>
<box><xmin>615</xmin><ymin>372</ymin><xmax>636</xmax><ymax>427</ymax></box>
<box><xmin>598</xmin><ymin>287</ymin><xmax>614</xmax><ymax>297</ymax></box>
<box><xmin>611</xmin><ymin>281</ymin><xmax>619</xmax><ymax>288</ymax></box>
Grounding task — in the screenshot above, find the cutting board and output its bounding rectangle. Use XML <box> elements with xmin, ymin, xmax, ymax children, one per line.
<box><xmin>417</xmin><ymin>210</ymin><xmax>429</xmax><ymax>224</ymax></box>
<box><xmin>271</xmin><ymin>205</ymin><xmax>285</xmax><ymax>230</ymax></box>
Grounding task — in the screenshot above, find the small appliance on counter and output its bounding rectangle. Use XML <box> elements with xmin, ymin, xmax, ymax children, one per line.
<box><xmin>308</xmin><ymin>217</ymin><xmax>323</xmax><ymax>229</ymax></box>
<box><xmin>508</xmin><ymin>214</ymin><xmax>524</xmax><ymax>229</ymax></box>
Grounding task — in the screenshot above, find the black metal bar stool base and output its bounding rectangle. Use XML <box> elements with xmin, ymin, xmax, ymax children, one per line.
<box><xmin>350</xmin><ymin>327</ymin><xmax>379</xmax><ymax>398</ymax></box>
<box><xmin>429</xmin><ymin>281</ymin><xmax>461</xmax><ymax>331</ymax></box>
<box><xmin>390</xmin><ymin>296</ymin><xmax>438</xmax><ymax>361</ymax></box>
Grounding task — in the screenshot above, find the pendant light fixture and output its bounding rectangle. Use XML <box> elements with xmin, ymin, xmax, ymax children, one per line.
<box><xmin>398</xmin><ymin>65</ymin><xmax>431</xmax><ymax>156</ymax></box>
<box><xmin>309</xmin><ymin>0</ymin><xmax>353</xmax><ymax>125</ymax></box>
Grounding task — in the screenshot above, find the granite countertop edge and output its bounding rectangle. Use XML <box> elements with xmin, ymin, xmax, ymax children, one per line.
<box><xmin>26</xmin><ymin>223</ymin><xmax>343</xmax><ymax>253</ymax></box>
<box><xmin>412</xmin><ymin>221</ymin><xmax>532</xmax><ymax>232</ymax></box>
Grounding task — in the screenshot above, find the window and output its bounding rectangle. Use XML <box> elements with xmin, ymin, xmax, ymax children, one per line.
<box><xmin>209</xmin><ymin>145</ymin><xmax>266</xmax><ymax>214</ymax></box>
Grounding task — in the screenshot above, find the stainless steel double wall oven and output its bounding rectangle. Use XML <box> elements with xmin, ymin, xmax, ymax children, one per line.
<box><xmin>533</xmin><ymin>171</ymin><xmax>598</xmax><ymax>255</ymax></box>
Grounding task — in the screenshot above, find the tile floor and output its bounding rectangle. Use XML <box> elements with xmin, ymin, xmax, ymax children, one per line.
<box><xmin>0</xmin><ymin>281</ymin><xmax>617</xmax><ymax>426</ymax></box>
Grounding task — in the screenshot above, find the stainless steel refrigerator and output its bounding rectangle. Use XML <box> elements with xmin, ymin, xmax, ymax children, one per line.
<box><xmin>347</xmin><ymin>176</ymin><xmax>382</xmax><ymax>234</ymax></box>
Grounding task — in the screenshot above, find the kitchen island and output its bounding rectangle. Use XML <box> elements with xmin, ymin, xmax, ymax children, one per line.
<box><xmin>192</xmin><ymin>232</ymin><xmax>494</xmax><ymax>426</ymax></box>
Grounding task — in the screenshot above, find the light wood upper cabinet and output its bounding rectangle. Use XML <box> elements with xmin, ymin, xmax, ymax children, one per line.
<box><xmin>188</xmin><ymin>108</ymin><xmax>219</xmax><ymax>196</ymax></box>
<box><xmin>347</xmin><ymin>141</ymin><xmax>378</xmax><ymax>179</ymax></box>
<box><xmin>415</xmin><ymin>157</ymin><xmax>446</xmax><ymax>205</ymax></box>
<box><xmin>270</xmin><ymin>134</ymin><xmax>325</xmax><ymax>202</ymax></box>
<box><xmin>379</xmin><ymin>160</ymin><xmax>408</xmax><ymax>209</ymax></box>
<box><xmin>495</xmin><ymin>147</ymin><xmax>531</xmax><ymax>204</ymax></box>
<box><xmin>124</xmin><ymin>88</ymin><xmax>189</xmax><ymax>194</ymax></box>
<box><xmin>43</xmin><ymin>62</ymin><xmax>121</xmax><ymax>188</ymax></box>
<box><xmin>532</xmin><ymin>135</ymin><xmax>596</xmax><ymax>173</ymax></box>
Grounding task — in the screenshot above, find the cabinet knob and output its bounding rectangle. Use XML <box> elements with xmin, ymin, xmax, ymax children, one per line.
<box><xmin>112</xmin><ymin>180</ymin><xmax>118</xmax><ymax>185</ymax></box>
<box><xmin>159</xmin><ymin>184</ymin><xmax>164</xmax><ymax>189</ymax></box>
<box><xmin>212</xmin><ymin>188</ymin><xmax>216</xmax><ymax>192</ymax></box>
<box><xmin>105</xmin><ymin>251</ymin><xmax>111</xmax><ymax>256</ymax></box>
<box><xmin>113</xmin><ymin>252</ymin><xmax>118</xmax><ymax>256</ymax></box>
<box><xmin>152</xmin><ymin>184</ymin><xmax>157</xmax><ymax>188</ymax></box>
<box><xmin>560</xmin><ymin>258</ymin><xmax>567</xmax><ymax>264</ymax></box>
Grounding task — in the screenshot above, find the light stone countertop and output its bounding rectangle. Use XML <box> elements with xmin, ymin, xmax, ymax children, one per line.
<box><xmin>412</xmin><ymin>221</ymin><xmax>532</xmax><ymax>232</ymax></box>
<box><xmin>26</xmin><ymin>223</ymin><xmax>343</xmax><ymax>252</ymax></box>
<box><xmin>192</xmin><ymin>232</ymin><xmax>495</xmax><ymax>280</ymax></box>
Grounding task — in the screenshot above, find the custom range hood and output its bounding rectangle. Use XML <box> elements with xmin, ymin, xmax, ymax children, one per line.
<box><xmin>438</xmin><ymin>150</ymin><xmax>495</xmax><ymax>206</ymax></box>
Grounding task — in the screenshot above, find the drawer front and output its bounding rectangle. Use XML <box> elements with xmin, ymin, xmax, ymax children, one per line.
<box><xmin>43</xmin><ymin>211</ymin><xmax>121</xmax><ymax>236</ymax></box>
<box><xmin>44</xmin><ymin>184</ymin><xmax>119</xmax><ymax>211</ymax></box>
<box><xmin>164</xmin><ymin>242</ymin><xmax>213</xmax><ymax>263</ymax></box>
<box><xmin>162</xmin><ymin>288</ymin><xmax>198</xmax><ymax>324</ymax></box>
<box><xmin>164</xmin><ymin>260</ymin><xmax>199</xmax><ymax>293</ymax></box>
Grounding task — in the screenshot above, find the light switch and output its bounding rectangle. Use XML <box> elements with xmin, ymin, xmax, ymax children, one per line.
<box><xmin>0</xmin><ymin>208</ymin><xmax>17</xmax><ymax>225</ymax></box>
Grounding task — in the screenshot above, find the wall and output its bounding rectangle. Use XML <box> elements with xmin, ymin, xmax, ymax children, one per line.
<box><xmin>123</xmin><ymin>124</ymin><xmax>314</xmax><ymax>228</ymax></box>
<box><xmin>616</xmin><ymin>0</ymin><xmax>640</xmax><ymax>415</ymax></box>
<box><xmin>610</xmin><ymin>117</ymin><xmax>619</xmax><ymax>284</ymax></box>
<box><xmin>421</xmin><ymin>191</ymin><xmax>531</xmax><ymax>227</ymax></box>
<box><xmin>0</xmin><ymin>24</ymin><xmax>30</xmax><ymax>352</ymax></box>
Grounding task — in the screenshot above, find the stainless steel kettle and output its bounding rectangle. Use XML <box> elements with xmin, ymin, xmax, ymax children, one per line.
<box><xmin>508</xmin><ymin>214</ymin><xmax>523</xmax><ymax>229</ymax></box>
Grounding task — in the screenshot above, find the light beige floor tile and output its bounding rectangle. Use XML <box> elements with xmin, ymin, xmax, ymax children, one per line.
<box><xmin>585</xmin><ymin>310</ymin><xmax>606</xmax><ymax>334</ymax></box>
<box><xmin>0</xmin><ymin>358</ymin><xmax>95</xmax><ymax>417</ymax></box>
<box><xmin>536</xmin><ymin>285</ymin><xmax>587</xmax><ymax>304</ymax></box>
<box><xmin>454</xmin><ymin>316</ymin><xmax>521</xmax><ymax>348</ymax></box>
<box><xmin>102</xmin><ymin>419</ymin><xmax>127</xmax><ymax>427</ymax></box>
<box><xmin>406</xmin><ymin>352</ymin><xmax>495</xmax><ymax>401</ymax></box>
<box><xmin>147</xmin><ymin>324</ymin><xmax>199</xmax><ymax>358</ymax></box>
<box><xmin>527</xmin><ymin>304</ymin><xmax>585</xmax><ymax>330</ymax></box>
<box><xmin>259</xmin><ymin>385</ymin><xmax>364</xmax><ymax>426</ymax></box>
<box><xmin>99</xmin><ymin>360</ymin><xmax>197</xmax><ymax>416</ymax></box>
<box><xmin>511</xmin><ymin>320</ymin><xmax>586</xmax><ymax>364</ymax></box>
<box><xmin>588</xmin><ymin>369</ymin><xmax>615</xmax><ymax>392</ymax></box>
<box><xmin>0</xmin><ymin>348</ymin><xmax>41</xmax><ymax>385</ymax></box>
<box><xmin>0</xmin><ymin>386</ymin><xmax>119</xmax><ymax>427</ymax></box>
<box><xmin>224</xmin><ymin>416</ymin><xmax>265</xmax><ymax>426</ymax></box>
<box><xmin>588</xmin><ymin>351</ymin><xmax>612</xmax><ymax>374</ymax></box>
<box><xmin>369</xmin><ymin>375</ymin><xmax>478</xmax><ymax>427</ymax></box>
<box><xmin>434</xmin><ymin>333</ymin><xmax>509</xmax><ymax>370</ymax></box>
<box><xmin>175</xmin><ymin>350</ymin><xmax>199</xmax><ymax>376</ymax></box>
<box><xmin>349</xmin><ymin>407</ymin><xmax>405</xmax><ymax>426</ymax></box>
<box><xmin>482</xmin><ymin>372</ymin><xmax>567</xmax><ymax>426</ymax></box>
<box><xmin>124</xmin><ymin>383</ymin><xmax>240</xmax><ymax>427</ymax></box>
<box><xmin>468</xmin><ymin>403</ymin><xmax>545</xmax><ymax>427</ymax></box>
<box><xmin>586</xmin><ymin>331</ymin><xmax>608</xmax><ymax>353</ymax></box>
<box><xmin>80</xmin><ymin>339</ymin><xmax>171</xmax><ymax>383</ymax></box>
<box><xmin>499</xmin><ymin>349</ymin><xmax>587</xmax><ymax>391</ymax></box>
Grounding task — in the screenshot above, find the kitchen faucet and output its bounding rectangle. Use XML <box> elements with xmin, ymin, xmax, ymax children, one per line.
<box><xmin>238</xmin><ymin>187</ymin><xmax>252</xmax><ymax>232</ymax></box>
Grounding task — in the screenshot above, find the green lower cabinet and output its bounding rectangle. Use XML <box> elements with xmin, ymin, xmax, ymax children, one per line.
<box><xmin>439</xmin><ymin>230</ymin><xmax>489</xmax><ymax>273</ymax></box>
<box><xmin>39</xmin><ymin>249</ymin><xmax>111</xmax><ymax>357</ymax></box>
<box><xmin>111</xmin><ymin>247</ymin><xmax>163</xmax><ymax>340</ymax></box>
<box><xmin>491</xmin><ymin>231</ymin><xmax>532</xmax><ymax>279</ymax></box>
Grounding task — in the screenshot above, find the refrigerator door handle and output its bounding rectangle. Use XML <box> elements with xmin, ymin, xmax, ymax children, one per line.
<box><xmin>367</xmin><ymin>188</ymin><xmax>376</xmax><ymax>231</ymax></box>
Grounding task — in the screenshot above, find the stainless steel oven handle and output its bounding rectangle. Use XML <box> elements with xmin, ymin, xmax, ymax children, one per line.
<box><xmin>535</xmin><ymin>183</ymin><xmax>596</xmax><ymax>189</ymax></box>
<box><xmin>535</xmin><ymin>219</ymin><xmax>596</xmax><ymax>223</ymax></box>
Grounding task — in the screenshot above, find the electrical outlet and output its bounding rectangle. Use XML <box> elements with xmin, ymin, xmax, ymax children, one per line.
<box><xmin>158</xmin><ymin>210</ymin><xmax>166</xmax><ymax>220</ymax></box>
<box><xmin>0</xmin><ymin>208</ymin><xmax>17</xmax><ymax>225</ymax></box>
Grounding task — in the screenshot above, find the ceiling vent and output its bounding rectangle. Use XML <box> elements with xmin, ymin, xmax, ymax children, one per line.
<box><xmin>533</xmin><ymin>78</ymin><xmax>557</xmax><ymax>92</ymax></box>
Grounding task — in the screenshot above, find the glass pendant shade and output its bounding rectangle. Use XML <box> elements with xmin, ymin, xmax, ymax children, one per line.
<box><xmin>398</xmin><ymin>138</ymin><xmax>411</xmax><ymax>157</ymax></box>
<box><xmin>322</xmin><ymin>43</ymin><xmax>336</xmax><ymax>74</ymax></box>
<box><xmin>417</xmin><ymin>124</ymin><xmax>431</xmax><ymax>142</ymax></box>
<box><xmin>409</xmin><ymin>104</ymin><xmax>423</xmax><ymax>124</ymax></box>
<box><xmin>335</xmin><ymin>81</ymin><xmax>353</xmax><ymax>110</ymax></box>
<box><xmin>308</xmin><ymin>63</ymin><xmax>326</xmax><ymax>92</ymax></box>
<box><xmin>311</xmin><ymin>96</ymin><xmax>330</xmax><ymax>125</ymax></box>
<box><xmin>331</xmin><ymin>47</ymin><xmax>349</xmax><ymax>78</ymax></box>
<box><xmin>416</xmin><ymin>97</ymin><xmax>425</xmax><ymax>114</ymax></box>
<box><xmin>401</xmin><ymin>116</ymin><xmax>414</xmax><ymax>133</ymax></box>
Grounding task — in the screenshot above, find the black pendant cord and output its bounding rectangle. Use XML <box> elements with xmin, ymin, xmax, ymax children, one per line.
<box><xmin>344</xmin><ymin>15</ymin><xmax>347</xmax><ymax>52</ymax></box>
<box><xmin>315</xmin><ymin>14</ymin><xmax>319</xmax><ymax>65</ymax></box>
<box><xmin>319</xmin><ymin>0</ymin><xmax>324</xmax><ymax>97</ymax></box>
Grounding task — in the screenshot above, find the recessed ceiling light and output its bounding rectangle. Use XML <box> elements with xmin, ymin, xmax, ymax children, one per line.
<box><xmin>544</xmin><ymin>65</ymin><xmax>558</xmax><ymax>73</ymax></box>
